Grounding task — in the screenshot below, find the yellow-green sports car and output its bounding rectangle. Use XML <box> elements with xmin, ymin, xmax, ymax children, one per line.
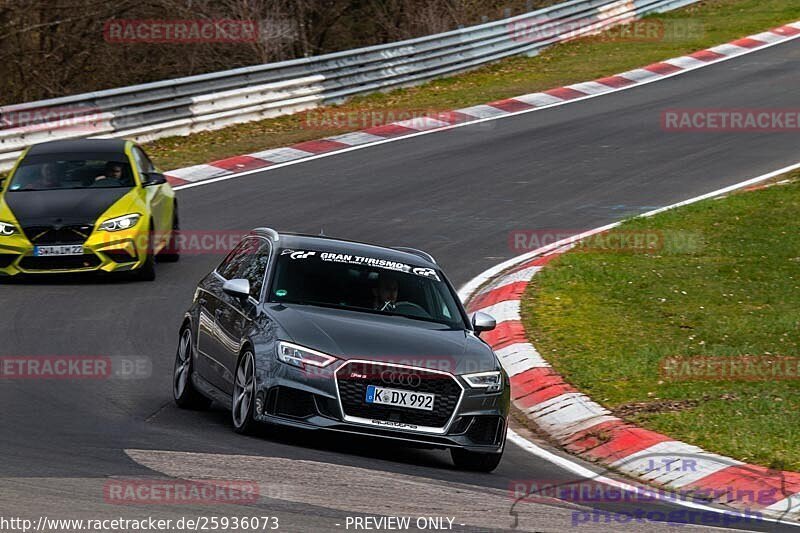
<box><xmin>0</xmin><ymin>139</ymin><xmax>178</xmax><ymax>280</ymax></box>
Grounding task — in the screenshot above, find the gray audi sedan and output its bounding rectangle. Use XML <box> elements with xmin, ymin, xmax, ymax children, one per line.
<box><xmin>174</xmin><ymin>228</ymin><xmax>509</xmax><ymax>471</ymax></box>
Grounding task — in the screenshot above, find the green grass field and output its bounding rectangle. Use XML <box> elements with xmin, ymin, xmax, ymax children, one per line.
<box><xmin>522</xmin><ymin>172</ymin><xmax>800</xmax><ymax>471</ymax></box>
<box><xmin>142</xmin><ymin>0</ymin><xmax>800</xmax><ymax>171</ymax></box>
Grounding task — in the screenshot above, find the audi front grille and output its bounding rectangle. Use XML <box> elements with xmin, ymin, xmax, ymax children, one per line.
<box><xmin>335</xmin><ymin>360</ymin><xmax>464</xmax><ymax>434</ymax></box>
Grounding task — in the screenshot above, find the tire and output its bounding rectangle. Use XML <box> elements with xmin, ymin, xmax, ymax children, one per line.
<box><xmin>450</xmin><ymin>448</ymin><xmax>504</xmax><ymax>472</ymax></box>
<box><xmin>157</xmin><ymin>206</ymin><xmax>180</xmax><ymax>263</ymax></box>
<box><xmin>173</xmin><ymin>327</ymin><xmax>212</xmax><ymax>409</ymax></box>
<box><xmin>133</xmin><ymin>223</ymin><xmax>156</xmax><ymax>281</ymax></box>
<box><xmin>232</xmin><ymin>350</ymin><xmax>258</xmax><ymax>434</ymax></box>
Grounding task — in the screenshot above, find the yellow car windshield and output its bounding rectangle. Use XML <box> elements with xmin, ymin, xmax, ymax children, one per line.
<box><xmin>8</xmin><ymin>155</ymin><xmax>134</xmax><ymax>191</ymax></box>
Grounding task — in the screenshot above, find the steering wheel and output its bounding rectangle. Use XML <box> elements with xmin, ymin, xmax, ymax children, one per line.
<box><xmin>90</xmin><ymin>177</ymin><xmax>122</xmax><ymax>187</ymax></box>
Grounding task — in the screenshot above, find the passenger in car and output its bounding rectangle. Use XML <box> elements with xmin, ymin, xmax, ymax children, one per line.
<box><xmin>23</xmin><ymin>163</ymin><xmax>61</xmax><ymax>190</ymax></box>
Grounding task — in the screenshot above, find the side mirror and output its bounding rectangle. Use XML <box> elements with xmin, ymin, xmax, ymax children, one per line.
<box><xmin>222</xmin><ymin>278</ymin><xmax>251</xmax><ymax>300</ymax></box>
<box><xmin>143</xmin><ymin>172</ymin><xmax>167</xmax><ymax>186</ymax></box>
<box><xmin>471</xmin><ymin>311</ymin><xmax>496</xmax><ymax>333</ymax></box>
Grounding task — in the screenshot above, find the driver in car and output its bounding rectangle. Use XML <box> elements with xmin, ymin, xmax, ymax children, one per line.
<box><xmin>93</xmin><ymin>162</ymin><xmax>124</xmax><ymax>184</ymax></box>
<box><xmin>373</xmin><ymin>273</ymin><xmax>399</xmax><ymax>311</ymax></box>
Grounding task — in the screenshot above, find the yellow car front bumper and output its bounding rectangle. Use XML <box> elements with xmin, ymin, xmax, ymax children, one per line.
<box><xmin>0</xmin><ymin>227</ymin><xmax>150</xmax><ymax>276</ymax></box>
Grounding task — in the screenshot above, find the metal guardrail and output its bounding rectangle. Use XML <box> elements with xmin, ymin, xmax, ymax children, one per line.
<box><xmin>0</xmin><ymin>0</ymin><xmax>698</xmax><ymax>170</ymax></box>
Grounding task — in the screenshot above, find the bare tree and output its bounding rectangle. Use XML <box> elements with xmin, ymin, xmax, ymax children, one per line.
<box><xmin>0</xmin><ymin>0</ymin><xmax>552</xmax><ymax>105</ymax></box>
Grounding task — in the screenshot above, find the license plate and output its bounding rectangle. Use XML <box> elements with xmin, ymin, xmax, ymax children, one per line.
<box><xmin>34</xmin><ymin>245</ymin><xmax>84</xmax><ymax>257</ymax></box>
<box><xmin>365</xmin><ymin>385</ymin><xmax>435</xmax><ymax>411</ymax></box>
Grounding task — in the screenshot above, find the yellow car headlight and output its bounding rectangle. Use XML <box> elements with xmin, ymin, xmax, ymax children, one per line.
<box><xmin>98</xmin><ymin>214</ymin><xmax>141</xmax><ymax>232</ymax></box>
<box><xmin>0</xmin><ymin>221</ymin><xmax>18</xmax><ymax>236</ymax></box>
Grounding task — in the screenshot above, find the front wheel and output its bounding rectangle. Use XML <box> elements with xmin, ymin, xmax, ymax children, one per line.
<box><xmin>451</xmin><ymin>448</ymin><xmax>504</xmax><ymax>472</ymax></box>
<box><xmin>158</xmin><ymin>207</ymin><xmax>180</xmax><ymax>263</ymax></box>
<box><xmin>133</xmin><ymin>225</ymin><xmax>156</xmax><ymax>281</ymax></box>
<box><xmin>173</xmin><ymin>327</ymin><xmax>212</xmax><ymax>409</ymax></box>
<box><xmin>232</xmin><ymin>350</ymin><xmax>258</xmax><ymax>434</ymax></box>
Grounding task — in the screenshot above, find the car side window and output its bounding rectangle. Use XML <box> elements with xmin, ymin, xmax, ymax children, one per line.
<box><xmin>217</xmin><ymin>239</ymin><xmax>255</xmax><ymax>280</ymax></box>
<box><xmin>131</xmin><ymin>147</ymin><xmax>154</xmax><ymax>175</ymax></box>
<box><xmin>217</xmin><ymin>238</ymin><xmax>271</xmax><ymax>298</ymax></box>
<box><xmin>140</xmin><ymin>148</ymin><xmax>156</xmax><ymax>172</ymax></box>
<box><xmin>240</xmin><ymin>240</ymin><xmax>271</xmax><ymax>298</ymax></box>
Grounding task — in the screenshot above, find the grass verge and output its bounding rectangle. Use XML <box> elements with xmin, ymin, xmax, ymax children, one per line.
<box><xmin>143</xmin><ymin>0</ymin><xmax>800</xmax><ymax>171</ymax></box>
<box><xmin>521</xmin><ymin>171</ymin><xmax>800</xmax><ymax>471</ymax></box>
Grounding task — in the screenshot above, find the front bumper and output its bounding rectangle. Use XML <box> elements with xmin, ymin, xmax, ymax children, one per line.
<box><xmin>0</xmin><ymin>227</ymin><xmax>149</xmax><ymax>276</ymax></box>
<box><xmin>253</xmin><ymin>360</ymin><xmax>509</xmax><ymax>453</ymax></box>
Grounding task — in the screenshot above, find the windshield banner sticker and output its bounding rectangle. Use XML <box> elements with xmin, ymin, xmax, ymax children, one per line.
<box><xmin>317</xmin><ymin>252</ymin><xmax>440</xmax><ymax>281</ymax></box>
<box><xmin>281</xmin><ymin>249</ymin><xmax>317</xmax><ymax>259</ymax></box>
<box><xmin>412</xmin><ymin>267</ymin><xmax>439</xmax><ymax>280</ymax></box>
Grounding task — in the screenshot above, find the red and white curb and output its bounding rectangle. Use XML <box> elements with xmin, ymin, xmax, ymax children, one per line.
<box><xmin>461</xmin><ymin>163</ymin><xmax>800</xmax><ymax>522</ymax></box>
<box><xmin>164</xmin><ymin>21</ymin><xmax>800</xmax><ymax>188</ymax></box>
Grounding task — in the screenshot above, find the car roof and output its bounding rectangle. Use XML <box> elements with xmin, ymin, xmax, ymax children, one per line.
<box><xmin>25</xmin><ymin>139</ymin><xmax>129</xmax><ymax>156</ymax></box>
<box><xmin>263</xmin><ymin>231</ymin><xmax>438</xmax><ymax>269</ymax></box>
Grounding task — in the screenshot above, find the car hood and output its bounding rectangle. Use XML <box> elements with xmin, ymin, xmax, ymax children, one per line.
<box><xmin>268</xmin><ymin>303</ymin><xmax>499</xmax><ymax>374</ymax></box>
<box><xmin>4</xmin><ymin>188</ymin><xmax>132</xmax><ymax>227</ymax></box>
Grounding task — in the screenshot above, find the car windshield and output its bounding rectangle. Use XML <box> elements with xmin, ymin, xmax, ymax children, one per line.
<box><xmin>269</xmin><ymin>249</ymin><xmax>466</xmax><ymax>329</ymax></box>
<box><xmin>7</xmin><ymin>154</ymin><xmax>135</xmax><ymax>191</ymax></box>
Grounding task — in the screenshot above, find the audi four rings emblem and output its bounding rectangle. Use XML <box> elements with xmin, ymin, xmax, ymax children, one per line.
<box><xmin>380</xmin><ymin>370</ymin><xmax>422</xmax><ymax>387</ymax></box>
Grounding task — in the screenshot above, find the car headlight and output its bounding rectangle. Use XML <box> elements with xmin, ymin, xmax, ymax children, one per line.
<box><xmin>98</xmin><ymin>214</ymin><xmax>141</xmax><ymax>232</ymax></box>
<box><xmin>276</xmin><ymin>341</ymin><xmax>337</xmax><ymax>368</ymax></box>
<box><xmin>0</xmin><ymin>221</ymin><xmax>17</xmax><ymax>236</ymax></box>
<box><xmin>463</xmin><ymin>371</ymin><xmax>503</xmax><ymax>392</ymax></box>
